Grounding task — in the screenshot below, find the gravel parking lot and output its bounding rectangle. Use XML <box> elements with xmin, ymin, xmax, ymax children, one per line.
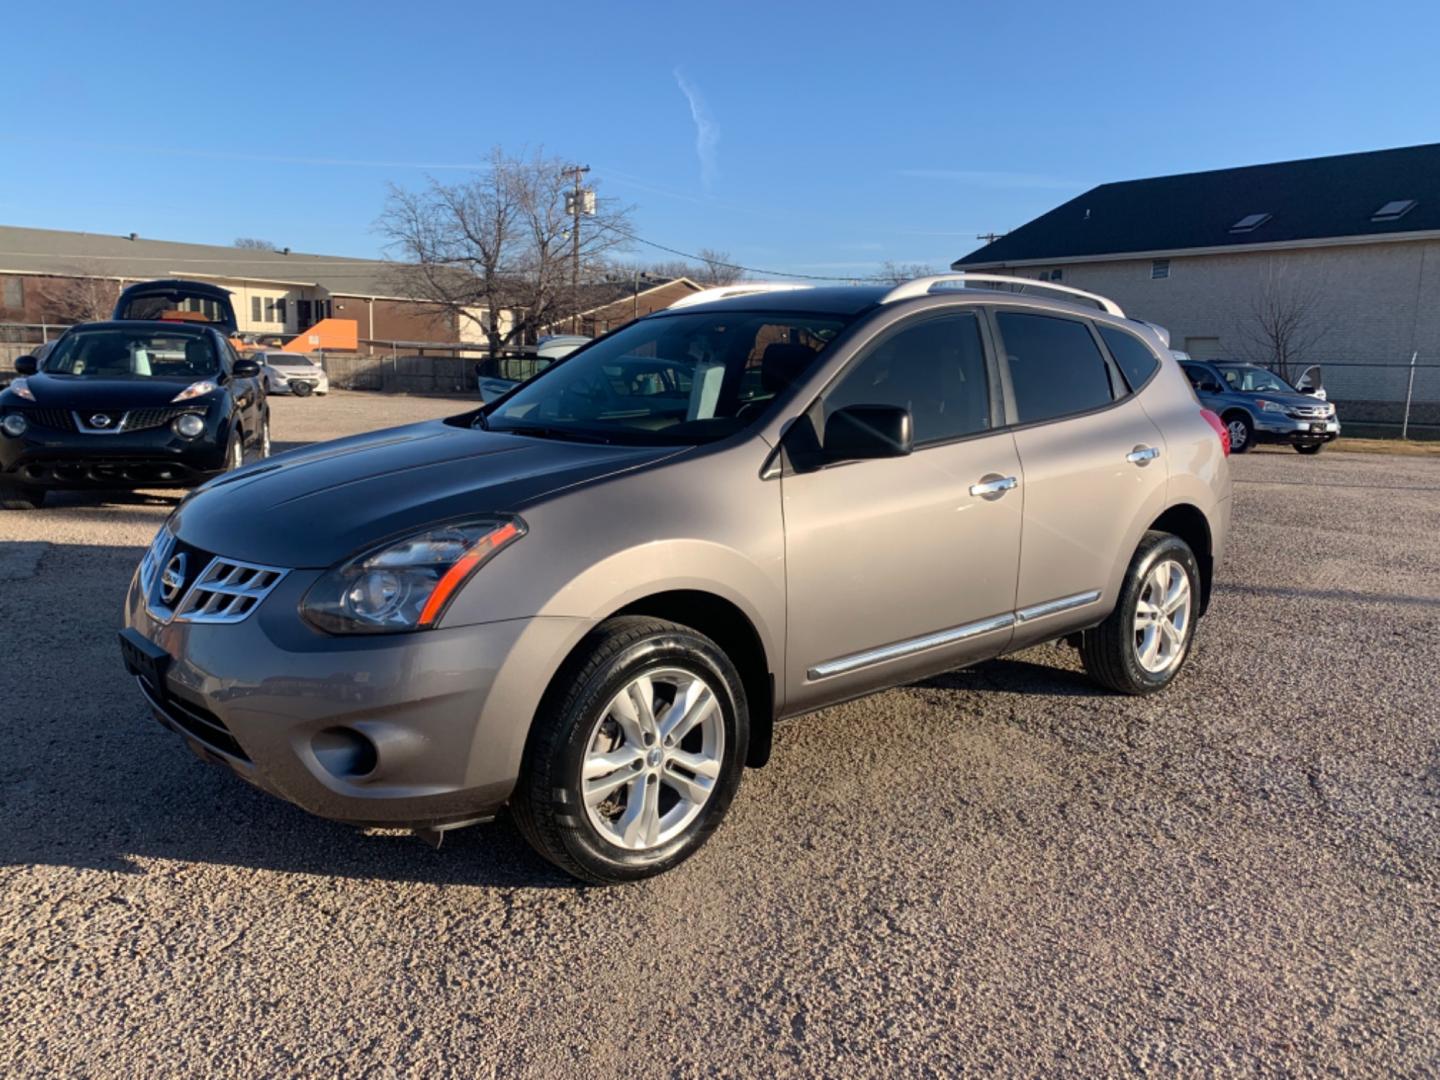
<box><xmin>2</xmin><ymin>390</ymin><xmax>1437</xmax><ymax>1075</ymax></box>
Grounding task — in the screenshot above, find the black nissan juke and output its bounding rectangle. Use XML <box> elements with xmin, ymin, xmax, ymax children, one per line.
<box><xmin>0</xmin><ymin>321</ymin><xmax>270</xmax><ymax>509</ymax></box>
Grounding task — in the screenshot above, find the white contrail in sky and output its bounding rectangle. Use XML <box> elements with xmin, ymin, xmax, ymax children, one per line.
<box><xmin>674</xmin><ymin>69</ymin><xmax>719</xmax><ymax>192</ymax></box>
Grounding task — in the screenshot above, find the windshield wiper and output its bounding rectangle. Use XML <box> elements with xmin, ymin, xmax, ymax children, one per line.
<box><xmin>494</xmin><ymin>423</ymin><xmax>612</xmax><ymax>445</ymax></box>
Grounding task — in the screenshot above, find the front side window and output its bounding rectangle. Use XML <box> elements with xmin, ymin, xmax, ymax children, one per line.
<box><xmin>1218</xmin><ymin>364</ymin><xmax>1293</xmax><ymax>393</ymax></box>
<box><xmin>824</xmin><ymin>312</ymin><xmax>991</xmax><ymax>445</ymax></box>
<box><xmin>486</xmin><ymin>311</ymin><xmax>849</xmax><ymax>445</ymax></box>
<box><xmin>43</xmin><ymin>329</ymin><xmax>218</xmax><ymax>380</ymax></box>
<box><xmin>997</xmin><ymin>312</ymin><xmax>1115</xmax><ymax>424</ymax></box>
<box><xmin>1099</xmin><ymin>325</ymin><xmax>1161</xmax><ymax>391</ymax></box>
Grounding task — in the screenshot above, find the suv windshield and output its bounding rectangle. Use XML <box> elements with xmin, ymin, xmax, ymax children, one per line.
<box><xmin>1219</xmin><ymin>364</ymin><xmax>1294</xmax><ymax>393</ymax></box>
<box><xmin>484</xmin><ymin>311</ymin><xmax>849</xmax><ymax>444</ymax></box>
<box><xmin>44</xmin><ymin>329</ymin><xmax>219</xmax><ymax>380</ymax></box>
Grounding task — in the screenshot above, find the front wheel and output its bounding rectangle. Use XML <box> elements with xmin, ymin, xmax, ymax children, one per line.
<box><xmin>1080</xmin><ymin>531</ymin><xmax>1200</xmax><ymax>695</ymax></box>
<box><xmin>1224</xmin><ymin>412</ymin><xmax>1254</xmax><ymax>454</ymax></box>
<box><xmin>511</xmin><ymin>616</ymin><xmax>749</xmax><ymax>884</ymax></box>
<box><xmin>0</xmin><ymin>479</ymin><xmax>46</xmax><ymax>510</ymax></box>
<box><xmin>1295</xmin><ymin>443</ymin><xmax>1323</xmax><ymax>455</ymax></box>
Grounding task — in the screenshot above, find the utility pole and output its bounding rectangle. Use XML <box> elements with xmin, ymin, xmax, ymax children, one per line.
<box><xmin>976</xmin><ymin>232</ymin><xmax>1006</xmax><ymax>245</ymax></box>
<box><xmin>563</xmin><ymin>164</ymin><xmax>592</xmax><ymax>334</ymax></box>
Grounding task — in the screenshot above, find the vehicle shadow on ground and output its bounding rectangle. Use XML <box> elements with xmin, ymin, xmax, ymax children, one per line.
<box><xmin>913</xmin><ymin>654</ymin><xmax>1105</xmax><ymax>698</ymax></box>
<box><xmin>0</xmin><ymin>540</ymin><xmax>584</xmax><ymax>891</ymax></box>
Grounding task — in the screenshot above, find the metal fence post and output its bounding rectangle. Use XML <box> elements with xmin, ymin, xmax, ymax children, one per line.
<box><xmin>1401</xmin><ymin>351</ymin><xmax>1418</xmax><ymax>440</ymax></box>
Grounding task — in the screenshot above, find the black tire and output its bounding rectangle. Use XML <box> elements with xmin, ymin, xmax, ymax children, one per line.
<box><xmin>224</xmin><ymin>431</ymin><xmax>244</xmax><ymax>472</ymax></box>
<box><xmin>291</xmin><ymin>381</ymin><xmax>313</xmax><ymax>398</ymax></box>
<box><xmin>511</xmin><ymin>616</ymin><xmax>749</xmax><ymax>884</ymax></box>
<box><xmin>0</xmin><ymin>479</ymin><xmax>45</xmax><ymax>510</ymax></box>
<box><xmin>1079</xmin><ymin>531</ymin><xmax>1201</xmax><ymax>695</ymax></box>
<box><xmin>247</xmin><ymin>412</ymin><xmax>272</xmax><ymax>462</ymax></box>
<box><xmin>1223</xmin><ymin>411</ymin><xmax>1254</xmax><ymax>454</ymax></box>
<box><xmin>1295</xmin><ymin>443</ymin><xmax>1323</xmax><ymax>455</ymax></box>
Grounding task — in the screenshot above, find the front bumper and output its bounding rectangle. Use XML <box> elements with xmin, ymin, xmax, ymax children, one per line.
<box><xmin>1253</xmin><ymin>412</ymin><xmax>1341</xmax><ymax>445</ymax></box>
<box><xmin>122</xmin><ymin>565</ymin><xmax>591</xmax><ymax>828</ymax></box>
<box><xmin>0</xmin><ymin>418</ymin><xmax>228</xmax><ymax>488</ymax></box>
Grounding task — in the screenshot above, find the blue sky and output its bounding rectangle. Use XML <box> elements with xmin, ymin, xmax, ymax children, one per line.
<box><xmin>4</xmin><ymin>0</ymin><xmax>1440</xmax><ymax>279</ymax></box>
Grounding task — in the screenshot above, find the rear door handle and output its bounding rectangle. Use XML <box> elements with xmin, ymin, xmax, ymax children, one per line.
<box><xmin>969</xmin><ymin>475</ymin><xmax>1018</xmax><ymax>498</ymax></box>
<box><xmin>1126</xmin><ymin>446</ymin><xmax>1161</xmax><ymax>466</ymax></box>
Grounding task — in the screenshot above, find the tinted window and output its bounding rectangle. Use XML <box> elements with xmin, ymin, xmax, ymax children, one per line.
<box><xmin>825</xmin><ymin>312</ymin><xmax>990</xmax><ymax>445</ymax></box>
<box><xmin>1183</xmin><ymin>364</ymin><xmax>1222</xmax><ymax>392</ymax></box>
<box><xmin>997</xmin><ymin>313</ymin><xmax>1114</xmax><ymax>424</ymax></box>
<box><xmin>1099</xmin><ymin>326</ymin><xmax>1160</xmax><ymax>391</ymax></box>
<box><xmin>43</xmin><ymin>329</ymin><xmax>219</xmax><ymax>380</ymax></box>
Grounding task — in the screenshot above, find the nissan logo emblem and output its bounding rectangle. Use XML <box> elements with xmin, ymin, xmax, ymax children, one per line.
<box><xmin>90</xmin><ymin>413</ymin><xmax>114</xmax><ymax>428</ymax></box>
<box><xmin>160</xmin><ymin>553</ymin><xmax>188</xmax><ymax>605</ymax></box>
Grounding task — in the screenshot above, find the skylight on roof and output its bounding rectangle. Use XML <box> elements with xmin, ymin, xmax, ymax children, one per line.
<box><xmin>1229</xmin><ymin>213</ymin><xmax>1272</xmax><ymax>233</ymax></box>
<box><xmin>1372</xmin><ymin>199</ymin><xmax>1417</xmax><ymax>222</ymax></box>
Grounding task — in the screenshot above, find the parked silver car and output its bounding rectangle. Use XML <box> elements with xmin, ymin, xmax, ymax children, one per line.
<box><xmin>255</xmin><ymin>351</ymin><xmax>329</xmax><ymax>397</ymax></box>
<box><xmin>120</xmin><ymin>274</ymin><xmax>1231</xmax><ymax>883</ymax></box>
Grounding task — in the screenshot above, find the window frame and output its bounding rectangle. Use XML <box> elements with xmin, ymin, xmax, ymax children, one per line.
<box><xmin>811</xmin><ymin>307</ymin><xmax>1005</xmax><ymax>453</ymax></box>
<box><xmin>984</xmin><ymin>305</ymin><xmax>1130</xmax><ymax>431</ymax></box>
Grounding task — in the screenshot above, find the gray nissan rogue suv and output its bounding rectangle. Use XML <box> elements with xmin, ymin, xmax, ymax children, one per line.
<box><xmin>121</xmin><ymin>274</ymin><xmax>1231</xmax><ymax>883</ymax></box>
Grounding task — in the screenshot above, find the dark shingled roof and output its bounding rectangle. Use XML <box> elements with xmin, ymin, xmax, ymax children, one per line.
<box><xmin>955</xmin><ymin>143</ymin><xmax>1440</xmax><ymax>267</ymax></box>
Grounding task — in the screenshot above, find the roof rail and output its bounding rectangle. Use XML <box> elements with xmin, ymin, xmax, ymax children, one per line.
<box><xmin>880</xmin><ymin>273</ymin><xmax>1125</xmax><ymax>317</ymax></box>
<box><xmin>667</xmin><ymin>282</ymin><xmax>813</xmax><ymax>309</ymax></box>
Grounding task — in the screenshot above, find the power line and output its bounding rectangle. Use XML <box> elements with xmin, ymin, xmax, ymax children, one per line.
<box><xmin>596</xmin><ymin>225</ymin><xmax>868</xmax><ymax>282</ymax></box>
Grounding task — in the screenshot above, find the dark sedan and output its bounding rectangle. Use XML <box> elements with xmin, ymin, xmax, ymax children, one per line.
<box><xmin>0</xmin><ymin>321</ymin><xmax>269</xmax><ymax>509</ymax></box>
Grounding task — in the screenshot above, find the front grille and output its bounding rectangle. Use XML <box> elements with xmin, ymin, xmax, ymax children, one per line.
<box><xmin>172</xmin><ymin>558</ymin><xmax>286</xmax><ymax>624</ymax></box>
<box><xmin>123</xmin><ymin>406</ymin><xmax>203</xmax><ymax>432</ymax></box>
<box><xmin>20</xmin><ymin>408</ymin><xmax>76</xmax><ymax>431</ymax></box>
<box><xmin>137</xmin><ymin>673</ymin><xmax>250</xmax><ymax>762</ymax></box>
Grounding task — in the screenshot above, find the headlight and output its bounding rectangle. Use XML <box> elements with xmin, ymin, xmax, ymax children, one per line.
<box><xmin>7</xmin><ymin>377</ymin><xmax>35</xmax><ymax>402</ymax></box>
<box><xmin>172</xmin><ymin>380</ymin><xmax>218</xmax><ymax>403</ymax></box>
<box><xmin>1255</xmin><ymin>399</ymin><xmax>1285</xmax><ymax>413</ymax></box>
<box><xmin>1</xmin><ymin>412</ymin><xmax>27</xmax><ymax>437</ymax></box>
<box><xmin>301</xmin><ymin>516</ymin><xmax>526</xmax><ymax>634</ymax></box>
<box><xmin>172</xmin><ymin>413</ymin><xmax>205</xmax><ymax>438</ymax></box>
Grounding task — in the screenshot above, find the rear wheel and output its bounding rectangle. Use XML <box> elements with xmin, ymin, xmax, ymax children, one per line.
<box><xmin>1224</xmin><ymin>411</ymin><xmax>1254</xmax><ymax>454</ymax></box>
<box><xmin>1295</xmin><ymin>443</ymin><xmax>1323</xmax><ymax>455</ymax></box>
<box><xmin>248</xmin><ymin>412</ymin><xmax>271</xmax><ymax>462</ymax></box>
<box><xmin>512</xmin><ymin>616</ymin><xmax>748</xmax><ymax>884</ymax></box>
<box><xmin>0</xmin><ymin>479</ymin><xmax>45</xmax><ymax>510</ymax></box>
<box><xmin>225</xmin><ymin>432</ymin><xmax>244</xmax><ymax>472</ymax></box>
<box><xmin>1080</xmin><ymin>531</ymin><xmax>1200</xmax><ymax>695</ymax></box>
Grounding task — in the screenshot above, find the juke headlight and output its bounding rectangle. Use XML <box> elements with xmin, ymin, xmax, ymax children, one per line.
<box><xmin>301</xmin><ymin>516</ymin><xmax>526</xmax><ymax>634</ymax></box>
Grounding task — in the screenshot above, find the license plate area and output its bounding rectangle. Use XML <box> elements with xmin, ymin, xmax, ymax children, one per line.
<box><xmin>119</xmin><ymin>627</ymin><xmax>170</xmax><ymax>688</ymax></box>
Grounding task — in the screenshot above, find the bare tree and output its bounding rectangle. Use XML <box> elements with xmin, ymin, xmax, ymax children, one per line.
<box><xmin>1240</xmin><ymin>258</ymin><xmax>1330</xmax><ymax>382</ymax></box>
<box><xmin>39</xmin><ymin>271</ymin><xmax>117</xmax><ymax>324</ymax></box>
<box><xmin>377</xmin><ymin>148</ymin><xmax>634</xmax><ymax>356</ymax></box>
<box><xmin>234</xmin><ymin>237</ymin><xmax>278</xmax><ymax>250</ymax></box>
<box><xmin>870</xmin><ymin>260</ymin><xmax>938</xmax><ymax>286</ymax></box>
<box><xmin>694</xmin><ymin>249</ymin><xmax>744</xmax><ymax>285</ymax></box>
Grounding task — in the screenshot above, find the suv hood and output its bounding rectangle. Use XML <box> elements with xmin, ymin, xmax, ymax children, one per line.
<box><xmin>8</xmin><ymin>372</ymin><xmax>215</xmax><ymax>410</ymax></box>
<box><xmin>1239</xmin><ymin>389</ymin><xmax>1328</xmax><ymax>410</ymax></box>
<box><xmin>170</xmin><ymin>418</ymin><xmax>682</xmax><ymax>567</ymax></box>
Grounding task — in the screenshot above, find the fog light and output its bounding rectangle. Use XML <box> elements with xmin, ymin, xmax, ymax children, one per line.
<box><xmin>312</xmin><ymin>727</ymin><xmax>379</xmax><ymax>779</ymax></box>
<box><xmin>0</xmin><ymin>413</ymin><xmax>27</xmax><ymax>437</ymax></box>
<box><xmin>172</xmin><ymin>413</ymin><xmax>205</xmax><ymax>438</ymax></box>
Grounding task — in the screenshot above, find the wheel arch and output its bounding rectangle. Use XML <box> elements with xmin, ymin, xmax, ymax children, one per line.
<box><xmin>609</xmin><ymin>590</ymin><xmax>776</xmax><ymax>769</ymax></box>
<box><xmin>1148</xmin><ymin>503</ymin><xmax>1214</xmax><ymax>613</ymax></box>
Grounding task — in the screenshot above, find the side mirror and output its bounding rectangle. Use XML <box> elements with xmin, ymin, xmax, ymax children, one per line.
<box><xmin>14</xmin><ymin>355</ymin><xmax>38</xmax><ymax>376</ymax></box>
<box><xmin>823</xmin><ymin>404</ymin><xmax>913</xmax><ymax>462</ymax></box>
<box><xmin>232</xmin><ymin>358</ymin><xmax>262</xmax><ymax>378</ymax></box>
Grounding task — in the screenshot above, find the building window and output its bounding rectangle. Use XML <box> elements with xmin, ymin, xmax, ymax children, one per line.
<box><xmin>2</xmin><ymin>277</ymin><xmax>23</xmax><ymax>312</ymax></box>
<box><xmin>251</xmin><ymin>296</ymin><xmax>262</xmax><ymax>321</ymax></box>
<box><xmin>1151</xmin><ymin>259</ymin><xmax>1170</xmax><ymax>280</ymax></box>
<box><xmin>275</xmin><ymin>298</ymin><xmax>287</xmax><ymax>325</ymax></box>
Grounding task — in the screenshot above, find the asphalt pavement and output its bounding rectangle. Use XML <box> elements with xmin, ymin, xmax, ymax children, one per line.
<box><xmin>2</xmin><ymin>392</ymin><xmax>1437</xmax><ymax>1075</ymax></box>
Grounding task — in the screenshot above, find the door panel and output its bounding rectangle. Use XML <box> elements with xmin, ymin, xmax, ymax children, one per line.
<box><xmin>1009</xmin><ymin>395</ymin><xmax>1168</xmax><ymax>645</ymax></box>
<box><xmin>781</xmin><ymin>431</ymin><xmax>1023</xmax><ymax>712</ymax></box>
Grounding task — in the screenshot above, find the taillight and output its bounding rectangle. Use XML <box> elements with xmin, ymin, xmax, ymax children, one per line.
<box><xmin>1200</xmin><ymin>408</ymin><xmax>1230</xmax><ymax>456</ymax></box>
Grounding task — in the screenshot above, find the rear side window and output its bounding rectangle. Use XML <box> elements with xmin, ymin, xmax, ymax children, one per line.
<box><xmin>1099</xmin><ymin>326</ymin><xmax>1160</xmax><ymax>391</ymax></box>
<box><xmin>996</xmin><ymin>312</ymin><xmax>1115</xmax><ymax>424</ymax></box>
<box><xmin>825</xmin><ymin>312</ymin><xmax>990</xmax><ymax>445</ymax></box>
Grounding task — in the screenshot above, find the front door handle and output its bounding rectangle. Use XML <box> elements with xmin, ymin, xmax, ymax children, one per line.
<box><xmin>969</xmin><ymin>475</ymin><xmax>1018</xmax><ymax>499</ymax></box>
<box><xmin>1126</xmin><ymin>446</ymin><xmax>1161</xmax><ymax>466</ymax></box>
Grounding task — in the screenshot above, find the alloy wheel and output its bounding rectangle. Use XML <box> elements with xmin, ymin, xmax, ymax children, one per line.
<box><xmin>581</xmin><ymin>667</ymin><xmax>724</xmax><ymax>850</ymax></box>
<box><xmin>1133</xmin><ymin>559</ymin><xmax>1192</xmax><ymax>673</ymax></box>
<box><xmin>1227</xmin><ymin>419</ymin><xmax>1249</xmax><ymax>451</ymax></box>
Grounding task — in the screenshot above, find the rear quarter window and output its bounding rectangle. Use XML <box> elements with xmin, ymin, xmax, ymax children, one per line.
<box><xmin>1099</xmin><ymin>326</ymin><xmax>1161</xmax><ymax>391</ymax></box>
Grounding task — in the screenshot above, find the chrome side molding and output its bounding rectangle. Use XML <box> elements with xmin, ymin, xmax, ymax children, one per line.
<box><xmin>808</xmin><ymin>589</ymin><xmax>1104</xmax><ymax>681</ymax></box>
